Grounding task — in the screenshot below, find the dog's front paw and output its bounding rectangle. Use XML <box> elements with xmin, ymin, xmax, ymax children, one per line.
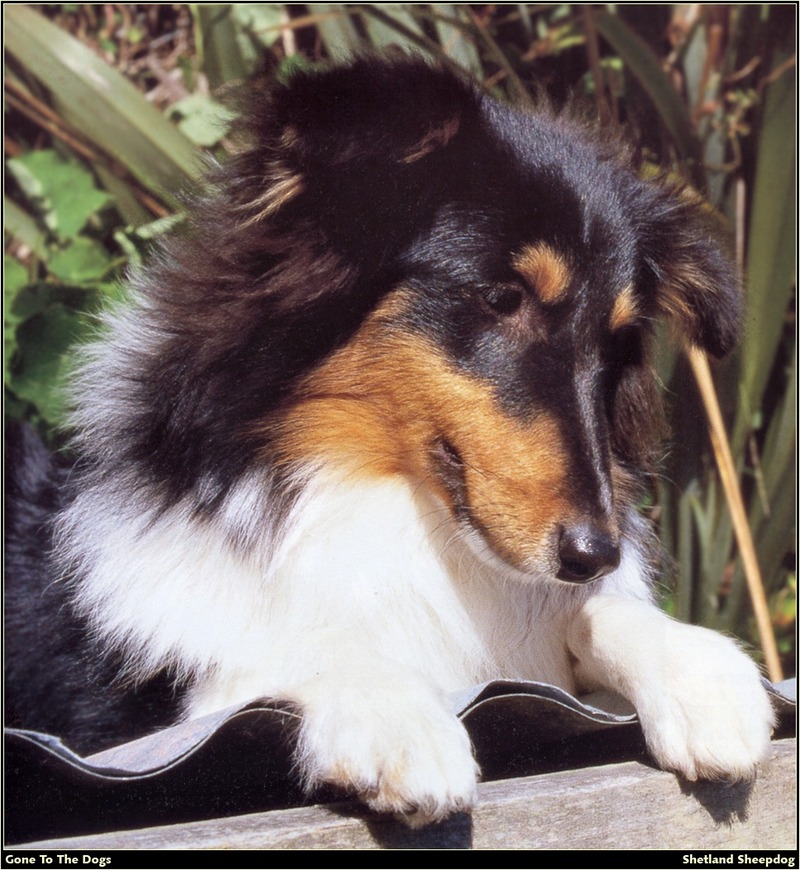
<box><xmin>635</xmin><ymin>624</ymin><xmax>775</xmax><ymax>782</ymax></box>
<box><xmin>294</xmin><ymin>679</ymin><xmax>478</xmax><ymax>828</ymax></box>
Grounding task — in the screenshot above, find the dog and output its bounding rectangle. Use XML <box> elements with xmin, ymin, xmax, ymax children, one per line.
<box><xmin>5</xmin><ymin>55</ymin><xmax>775</xmax><ymax>828</ymax></box>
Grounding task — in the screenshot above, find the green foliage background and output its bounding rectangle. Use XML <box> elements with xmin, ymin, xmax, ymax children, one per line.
<box><xmin>4</xmin><ymin>4</ymin><xmax>796</xmax><ymax>674</ymax></box>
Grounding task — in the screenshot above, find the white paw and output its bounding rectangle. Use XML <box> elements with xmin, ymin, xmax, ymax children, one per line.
<box><xmin>635</xmin><ymin>624</ymin><xmax>775</xmax><ymax>782</ymax></box>
<box><xmin>294</xmin><ymin>679</ymin><xmax>479</xmax><ymax>827</ymax></box>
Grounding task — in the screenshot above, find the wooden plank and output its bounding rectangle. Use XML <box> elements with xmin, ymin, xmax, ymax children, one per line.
<box><xmin>16</xmin><ymin>739</ymin><xmax>796</xmax><ymax>850</ymax></box>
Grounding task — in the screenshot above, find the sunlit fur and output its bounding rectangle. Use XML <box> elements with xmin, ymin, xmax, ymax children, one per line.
<box><xmin>6</xmin><ymin>55</ymin><xmax>774</xmax><ymax>827</ymax></box>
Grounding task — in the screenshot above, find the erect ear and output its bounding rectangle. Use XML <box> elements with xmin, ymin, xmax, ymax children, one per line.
<box><xmin>644</xmin><ymin>189</ymin><xmax>743</xmax><ymax>358</ymax></box>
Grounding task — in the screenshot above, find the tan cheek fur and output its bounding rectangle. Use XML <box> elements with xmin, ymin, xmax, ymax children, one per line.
<box><xmin>264</xmin><ymin>294</ymin><xmax>575</xmax><ymax>571</ymax></box>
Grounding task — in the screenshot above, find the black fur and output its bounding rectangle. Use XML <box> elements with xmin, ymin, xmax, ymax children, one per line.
<box><xmin>4</xmin><ymin>424</ymin><xmax>184</xmax><ymax>752</ymax></box>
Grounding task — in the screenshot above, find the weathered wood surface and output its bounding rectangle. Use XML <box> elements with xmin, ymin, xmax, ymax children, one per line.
<box><xmin>16</xmin><ymin>739</ymin><xmax>796</xmax><ymax>851</ymax></box>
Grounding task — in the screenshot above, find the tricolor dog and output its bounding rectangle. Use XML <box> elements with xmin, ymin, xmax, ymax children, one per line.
<box><xmin>6</xmin><ymin>56</ymin><xmax>774</xmax><ymax>827</ymax></box>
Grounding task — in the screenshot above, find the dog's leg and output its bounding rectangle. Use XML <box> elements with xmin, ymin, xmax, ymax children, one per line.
<box><xmin>288</xmin><ymin>650</ymin><xmax>480</xmax><ymax>827</ymax></box>
<box><xmin>567</xmin><ymin>594</ymin><xmax>775</xmax><ymax>781</ymax></box>
<box><xmin>188</xmin><ymin>652</ymin><xmax>479</xmax><ymax>827</ymax></box>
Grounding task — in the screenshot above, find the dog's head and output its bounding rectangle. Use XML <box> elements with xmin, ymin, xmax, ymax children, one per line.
<box><xmin>169</xmin><ymin>57</ymin><xmax>742</xmax><ymax>583</ymax></box>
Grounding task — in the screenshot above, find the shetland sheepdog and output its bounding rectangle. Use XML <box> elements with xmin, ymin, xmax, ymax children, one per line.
<box><xmin>5</xmin><ymin>56</ymin><xmax>774</xmax><ymax>827</ymax></box>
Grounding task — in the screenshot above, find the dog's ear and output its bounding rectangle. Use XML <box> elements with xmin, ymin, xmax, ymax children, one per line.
<box><xmin>271</xmin><ymin>56</ymin><xmax>476</xmax><ymax>169</ymax></box>
<box><xmin>644</xmin><ymin>189</ymin><xmax>743</xmax><ymax>358</ymax></box>
<box><xmin>234</xmin><ymin>56</ymin><xmax>479</xmax><ymax>261</ymax></box>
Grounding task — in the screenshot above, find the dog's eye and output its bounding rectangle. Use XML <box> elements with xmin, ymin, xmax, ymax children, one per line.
<box><xmin>434</xmin><ymin>437</ymin><xmax>464</xmax><ymax>468</ymax></box>
<box><xmin>480</xmin><ymin>283</ymin><xmax>525</xmax><ymax>317</ymax></box>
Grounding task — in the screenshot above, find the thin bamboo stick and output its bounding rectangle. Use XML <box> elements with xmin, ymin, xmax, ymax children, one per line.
<box><xmin>686</xmin><ymin>344</ymin><xmax>783</xmax><ymax>682</ymax></box>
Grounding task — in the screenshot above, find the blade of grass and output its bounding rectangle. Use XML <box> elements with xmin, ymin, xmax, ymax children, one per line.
<box><xmin>306</xmin><ymin>4</ymin><xmax>363</xmax><ymax>60</ymax></box>
<box><xmin>689</xmin><ymin>477</ymin><xmax>723</xmax><ymax>629</ymax></box>
<box><xmin>192</xmin><ymin>4</ymin><xmax>252</xmax><ymax>89</ymax></box>
<box><xmin>746</xmin><ymin>350</ymin><xmax>797</xmax><ymax>597</ymax></box>
<box><xmin>674</xmin><ymin>483</ymin><xmax>696</xmax><ymax>622</ymax></box>
<box><xmin>594</xmin><ymin>10</ymin><xmax>704</xmax><ymax>189</ymax></box>
<box><xmin>430</xmin><ymin>5</ymin><xmax>483</xmax><ymax>76</ymax></box>
<box><xmin>5</xmin><ymin>6</ymin><xmax>201</xmax><ymax>205</ymax></box>
<box><xmin>92</xmin><ymin>165</ymin><xmax>156</xmax><ymax>227</ymax></box>
<box><xmin>753</xmin><ymin>468</ymin><xmax>796</xmax><ymax>595</ymax></box>
<box><xmin>4</xmin><ymin>198</ymin><xmax>47</xmax><ymax>258</ymax></box>
<box><xmin>358</xmin><ymin>4</ymin><xmax>466</xmax><ymax>75</ymax></box>
<box><xmin>465</xmin><ymin>7</ymin><xmax>533</xmax><ymax>105</ymax></box>
<box><xmin>359</xmin><ymin>4</ymin><xmax>426</xmax><ymax>53</ymax></box>
<box><xmin>758</xmin><ymin>350</ymin><xmax>797</xmax><ymax>506</ymax></box>
<box><xmin>734</xmin><ymin>48</ymin><xmax>796</xmax><ymax>455</ymax></box>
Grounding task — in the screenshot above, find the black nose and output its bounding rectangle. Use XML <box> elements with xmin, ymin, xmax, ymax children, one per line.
<box><xmin>557</xmin><ymin>523</ymin><xmax>620</xmax><ymax>583</ymax></box>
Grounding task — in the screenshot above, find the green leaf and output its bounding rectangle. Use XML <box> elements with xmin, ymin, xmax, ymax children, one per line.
<box><xmin>7</xmin><ymin>150</ymin><xmax>110</xmax><ymax>239</ymax></box>
<box><xmin>10</xmin><ymin>303</ymin><xmax>89</xmax><ymax>425</ymax></box>
<box><xmin>5</xmin><ymin>5</ymin><xmax>201</xmax><ymax>205</ymax></box>
<box><xmin>5</xmin><ymin>156</ymin><xmax>57</xmax><ymax>234</ymax></box>
<box><xmin>48</xmin><ymin>237</ymin><xmax>113</xmax><ymax>284</ymax></box>
<box><xmin>8</xmin><ymin>281</ymin><xmax>56</xmax><ymax>325</ymax></box>
<box><xmin>113</xmin><ymin>213</ymin><xmax>184</xmax><ymax>271</ymax></box>
<box><xmin>169</xmin><ymin>94</ymin><xmax>238</xmax><ymax>148</ymax></box>
<box><xmin>3</xmin><ymin>256</ymin><xmax>29</xmax><ymax>310</ymax></box>
<box><xmin>4</xmin><ymin>257</ymin><xmax>29</xmax><ymax>379</ymax></box>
